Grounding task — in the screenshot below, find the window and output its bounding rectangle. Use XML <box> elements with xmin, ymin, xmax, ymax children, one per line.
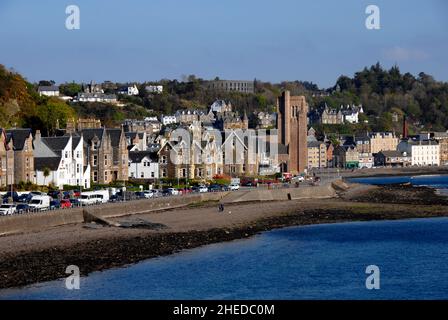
<box><xmin>93</xmin><ymin>171</ymin><xmax>98</xmax><ymax>182</ymax></box>
<box><xmin>140</xmin><ymin>172</ymin><xmax>144</xmax><ymax>178</ymax></box>
<box><xmin>151</xmin><ymin>172</ymin><xmax>155</xmax><ymax>178</ymax></box>
<box><xmin>76</xmin><ymin>151</ymin><xmax>81</xmax><ymax>158</ymax></box>
<box><xmin>161</xmin><ymin>168</ymin><xmax>167</xmax><ymax>178</ymax></box>
<box><xmin>104</xmin><ymin>171</ymin><xmax>108</xmax><ymax>181</ymax></box>
<box><xmin>76</xmin><ymin>164</ymin><xmax>80</xmax><ymax>173</ymax></box>
<box><xmin>93</xmin><ymin>155</ymin><xmax>98</xmax><ymax>166</ymax></box>
<box><xmin>65</xmin><ymin>151</ymin><xmax>69</xmax><ymax>159</ymax></box>
<box><xmin>104</xmin><ymin>155</ymin><xmax>108</xmax><ymax>166</ymax></box>
<box><xmin>161</xmin><ymin>155</ymin><xmax>167</xmax><ymax>164</ymax></box>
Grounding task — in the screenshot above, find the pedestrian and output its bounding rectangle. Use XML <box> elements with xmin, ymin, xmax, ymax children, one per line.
<box><xmin>218</xmin><ymin>203</ymin><xmax>224</xmax><ymax>212</ymax></box>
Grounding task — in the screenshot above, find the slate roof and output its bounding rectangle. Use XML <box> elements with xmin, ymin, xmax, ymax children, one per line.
<box><xmin>6</xmin><ymin>129</ymin><xmax>32</xmax><ymax>150</ymax></box>
<box><xmin>128</xmin><ymin>151</ymin><xmax>158</xmax><ymax>163</ymax></box>
<box><xmin>34</xmin><ymin>157</ymin><xmax>61</xmax><ymax>171</ymax></box>
<box><xmin>106</xmin><ymin>128</ymin><xmax>122</xmax><ymax>147</ymax></box>
<box><xmin>41</xmin><ymin>136</ymin><xmax>70</xmax><ymax>156</ymax></box>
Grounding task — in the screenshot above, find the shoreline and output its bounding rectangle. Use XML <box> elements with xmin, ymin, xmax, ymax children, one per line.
<box><xmin>1</xmin><ymin>184</ymin><xmax>448</xmax><ymax>290</ymax></box>
<box><xmin>341</xmin><ymin>167</ymin><xmax>448</xmax><ymax>179</ymax></box>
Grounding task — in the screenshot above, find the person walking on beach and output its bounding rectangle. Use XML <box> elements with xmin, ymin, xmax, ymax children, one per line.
<box><xmin>218</xmin><ymin>203</ymin><xmax>224</xmax><ymax>212</ymax></box>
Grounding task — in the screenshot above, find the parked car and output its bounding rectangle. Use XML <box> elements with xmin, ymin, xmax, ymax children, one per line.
<box><xmin>28</xmin><ymin>195</ymin><xmax>51</xmax><ymax>211</ymax></box>
<box><xmin>142</xmin><ymin>190</ymin><xmax>154</xmax><ymax>199</ymax></box>
<box><xmin>198</xmin><ymin>185</ymin><xmax>208</xmax><ymax>193</ymax></box>
<box><xmin>49</xmin><ymin>200</ymin><xmax>61</xmax><ymax>210</ymax></box>
<box><xmin>229</xmin><ymin>183</ymin><xmax>240</xmax><ymax>191</ymax></box>
<box><xmin>166</xmin><ymin>188</ymin><xmax>179</xmax><ymax>196</ymax></box>
<box><xmin>134</xmin><ymin>191</ymin><xmax>147</xmax><ymax>199</ymax></box>
<box><xmin>208</xmin><ymin>184</ymin><xmax>222</xmax><ymax>192</ymax></box>
<box><xmin>17</xmin><ymin>193</ymin><xmax>31</xmax><ymax>203</ymax></box>
<box><xmin>69</xmin><ymin>198</ymin><xmax>82</xmax><ymax>207</ymax></box>
<box><xmin>16</xmin><ymin>203</ymin><xmax>30</xmax><ymax>214</ymax></box>
<box><xmin>79</xmin><ymin>190</ymin><xmax>110</xmax><ymax>205</ymax></box>
<box><xmin>2</xmin><ymin>191</ymin><xmax>19</xmax><ymax>202</ymax></box>
<box><xmin>0</xmin><ymin>204</ymin><xmax>16</xmax><ymax>215</ymax></box>
<box><xmin>60</xmin><ymin>199</ymin><xmax>72</xmax><ymax>209</ymax></box>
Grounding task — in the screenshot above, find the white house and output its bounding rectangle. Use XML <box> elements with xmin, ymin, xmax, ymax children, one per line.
<box><xmin>118</xmin><ymin>85</ymin><xmax>139</xmax><ymax>96</ymax></box>
<box><xmin>38</xmin><ymin>86</ymin><xmax>60</xmax><ymax>97</ymax></box>
<box><xmin>341</xmin><ymin>104</ymin><xmax>363</xmax><ymax>124</ymax></box>
<box><xmin>128</xmin><ymin>151</ymin><xmax>159</xmax><ymax>180</ymax></box>
<box><xmin>34</xmin><ymin>132</ymin><xmax>91</xmax><ymax>189</ymax></box>
<box><xmin>398</xmin><ymin>139</ymin><xmax>440</xmax><ymax>166</ymax></box>
<box><xmin>161</xmin><ymin>115</ymin><xmax>178</xmax><ymax>126</ymax></box>
<box><xmin>145</xmin><ymin>85</ymin><xmax>163</xmax><ymax>94</ymax></box>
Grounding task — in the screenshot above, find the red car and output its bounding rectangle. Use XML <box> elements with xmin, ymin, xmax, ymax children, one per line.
<box><xmin>60</xmin><ymin>199</ymin><xmax>72</xmax><ymax>209</ymax></box>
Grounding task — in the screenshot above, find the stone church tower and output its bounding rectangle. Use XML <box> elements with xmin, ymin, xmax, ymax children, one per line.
<box><xmin>277</xmin><ymin>91</ymin><xmax>308</xmax><ymax>174</ymax></box>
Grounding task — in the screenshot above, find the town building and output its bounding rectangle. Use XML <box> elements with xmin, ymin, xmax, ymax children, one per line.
<box><xmin>358</xmin><ymin>153</ymin><xmax>374</xmax><ymax>169</ymax></box>
<box><xmin>0</xmin><ymin>129</ymin><xmax>14</xmax><ymax>187</ymax></box>
<box><xmin>123</xmin><ymin>118</ymin><xmax>162</xmax><ymax>135</ymax></box>
<box><xmin>6</xmin><ymin>129</ymin><xmax>35</xmax><ymax>184</ymax></box>
<box><xmin>431</xmin><ymin>132</ymin><xmax>448</xmax><ymax>165</ymax></box>
<box><xmin>397</xmin><ymin>139</ymin><xmax>440</xmax><ymax>166</ymax></box>
<box><xmin>307</xmin><ymin>141</ymin><xmax>327</xmax><ymax>169</ymax></box>
<box><xmin>37</xmin><ymin>85</ymin><xmax>60</xmax><ymax>97</ymax></box>
<box><xmin>277</xmin><ymin>91</ymin><xmax>308</xmax><ymax>174</ymax></box>
<box><xmin>118</xmin><ymin>85</ymin><xmax>139</xmax><ymax>96</ymax></box>
<box><xmin>205</xmin><ymin>80</ymin><xmax>254</xmax><ymax>94</ymax></box>
<box><xmin>33</xmin><ymin>132</ymin><xmax>90</xmax><ymax>189</ymax></box>
<box><xmin>128</xmin><ymin>151</ymin><xmax>159</xmax><ymax>180</ymax></box>
<box><xmin>161</xmin><ymin>115</ymin><xmax>178</xmax><ymax>126</ymax></box>
<box><xmin>369</xmin><ymin>132</ymin><xmax>399</xmax><ymax>154</ymax></box>
<box><xmin>145</xmin><ymin>85</ymin><xmax>163</xmax><ymax>94</ymax></box>
<box><xmin>80</xmin><ymin>128</ymin><xmax>128</xmax><ymax>184</ymax></box>
<box><xmin>333</xmin><ymin>145</ymin><xmax>359</xmax><ymax>169</ymax></box>
<box><xmin>374</xmin><ymin>150</ymin><xmax>412</xmax><ymax>167</ymax></box>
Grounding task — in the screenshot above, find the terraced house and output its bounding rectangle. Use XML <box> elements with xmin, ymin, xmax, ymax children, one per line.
<box><xmin>0</xmin><ymin>129</ymin><xmax>14</xmax><ymax>187</ymax></box>
<box><xmin>6</xmin><ymin>128</ymin><xmax>35</xmax><ymax>184</ymax></box>
<box><xmin>33</xmin><ymin>131</ymin><xmax>91</xmax><ymax>189</ymax></box>
<box><xmin>80</xmin><ymin>128</ymin><xmax>128</xmax><ymax>184</ymax></box>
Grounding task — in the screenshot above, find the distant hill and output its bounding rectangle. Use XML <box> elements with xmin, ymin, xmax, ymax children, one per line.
<box><xmin>0</xmin><ymin>64</ymin><xmax>38</xmax><ymax>128</ymax></box>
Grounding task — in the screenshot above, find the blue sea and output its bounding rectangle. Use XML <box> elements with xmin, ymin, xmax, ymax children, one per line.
<box><xmin>1</xmin><ymin>175</ymin><xmax>448</xmax><ymax>300</ymax></box>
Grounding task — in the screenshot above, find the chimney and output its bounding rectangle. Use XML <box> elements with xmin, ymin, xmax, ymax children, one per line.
<box><xmin>35</xmin><ymin>130</ymin><xmax>41</xmax><ymax>141</ymax></box>
<box><xmin>402</xmin><ymin>115</ymin><xmax>409</xmax><ymax>139</ymax></box>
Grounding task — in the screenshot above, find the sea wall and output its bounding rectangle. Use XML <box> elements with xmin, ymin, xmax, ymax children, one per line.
<box><xmin>0</xmin><ymin>182</ymin><xmax>339</xmax><ymax>236</ymax></box>
<box><xmin>0</xmin><ymin>192</ymin><xmax>227</xmax><ymax>236</ymax></box>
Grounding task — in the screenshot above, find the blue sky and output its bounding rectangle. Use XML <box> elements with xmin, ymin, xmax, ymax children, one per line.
<box><xmin>0</xmin><ymin>0</ymin><xmax>447</xmax><ymax>88</ymax></box>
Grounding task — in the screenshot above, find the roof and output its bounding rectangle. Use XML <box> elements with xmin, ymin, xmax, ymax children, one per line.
<box><xmin>128</xmin><ymin>151</ymin><xmax>158</xmax><ymax>163</ymax></box>
<box><xmin>6</xmin><ymin>129</ymin><xmax>32</xmax><ymax>150</ymax></box>
<box><xmin>80</xmin><ymin>128</ymin><xmax>104</xmax><ymax>143</ymax></box>
<box><xmin>308</xmin><ymin>141</ymin><xmax>324</xmax><ymax>148</ymax></box>
<box><xmin>34</xmin><ymin>157</ymin><xmax>61</xmax><ymax>171</ymax></box>
<box><xmin>378</xmin><ymin>150</ymin><xmax>409</xmax><ymax>157</ymax></box>
<box><xmin>41</xmin><ymin>136</ymin><xmax>70</xmax><ymax>155</ymax></box>
<box><xmin>106</xmin><ymin>128</ymin><xmax>122</xmax><ymax>147</ymax></box>
<box><xmin>38</xmin><ymin>85</ymin><xmax>59</xmax><ymax>92</ymax></box>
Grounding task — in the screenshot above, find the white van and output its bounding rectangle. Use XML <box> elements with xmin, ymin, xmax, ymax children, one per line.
<box><xmin>80</xmin><ymin>190</ymin><xmax>110</xmax><ymax>205</ymax></box>
<box><xmin>28</xmin><ymin>195</ymin><xmax>51</xmax><ymax>211</ymax></box>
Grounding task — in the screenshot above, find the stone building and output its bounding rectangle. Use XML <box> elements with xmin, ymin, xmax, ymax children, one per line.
<box><xmin>333</xmin><ymin>145</ymin><xmax>359</xmax><ymax>169</ymax></box>
<box><xmin>307</xmin><ymin>141</ymin><xmax>327</xmax><ymax>169</ymax></box>
<box><xmin>369</xmin><ymin>132</ymin><xmax>399</xmax><ymax>154</ymax></box>
<box><xmin>277</xmin><ymin>91</ymin><xmax>308</xmax><ymax>174</ymax></box>
<box><xmin>431</xmin><ymin>132</ymin><xmax>448</xmax><ymax>165</ymax></box>
<box><xmin>80</xmin><ymin>128</ymin><xmax>128</xmax><ymax>184</ymax></box>
<box><xmin>6</xmin><ymin>128</ymin><xmax>35</xmax><ymax>184</ymax></box>
<box><xmin>205</xmin><ymin>80</ymin><xmax>254</xmax><ymax>94</ymax></box>
<box><xmin>0</xmin><ymin>129</ymin><xmax>14</xmax><ymax>187</ymax></box>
